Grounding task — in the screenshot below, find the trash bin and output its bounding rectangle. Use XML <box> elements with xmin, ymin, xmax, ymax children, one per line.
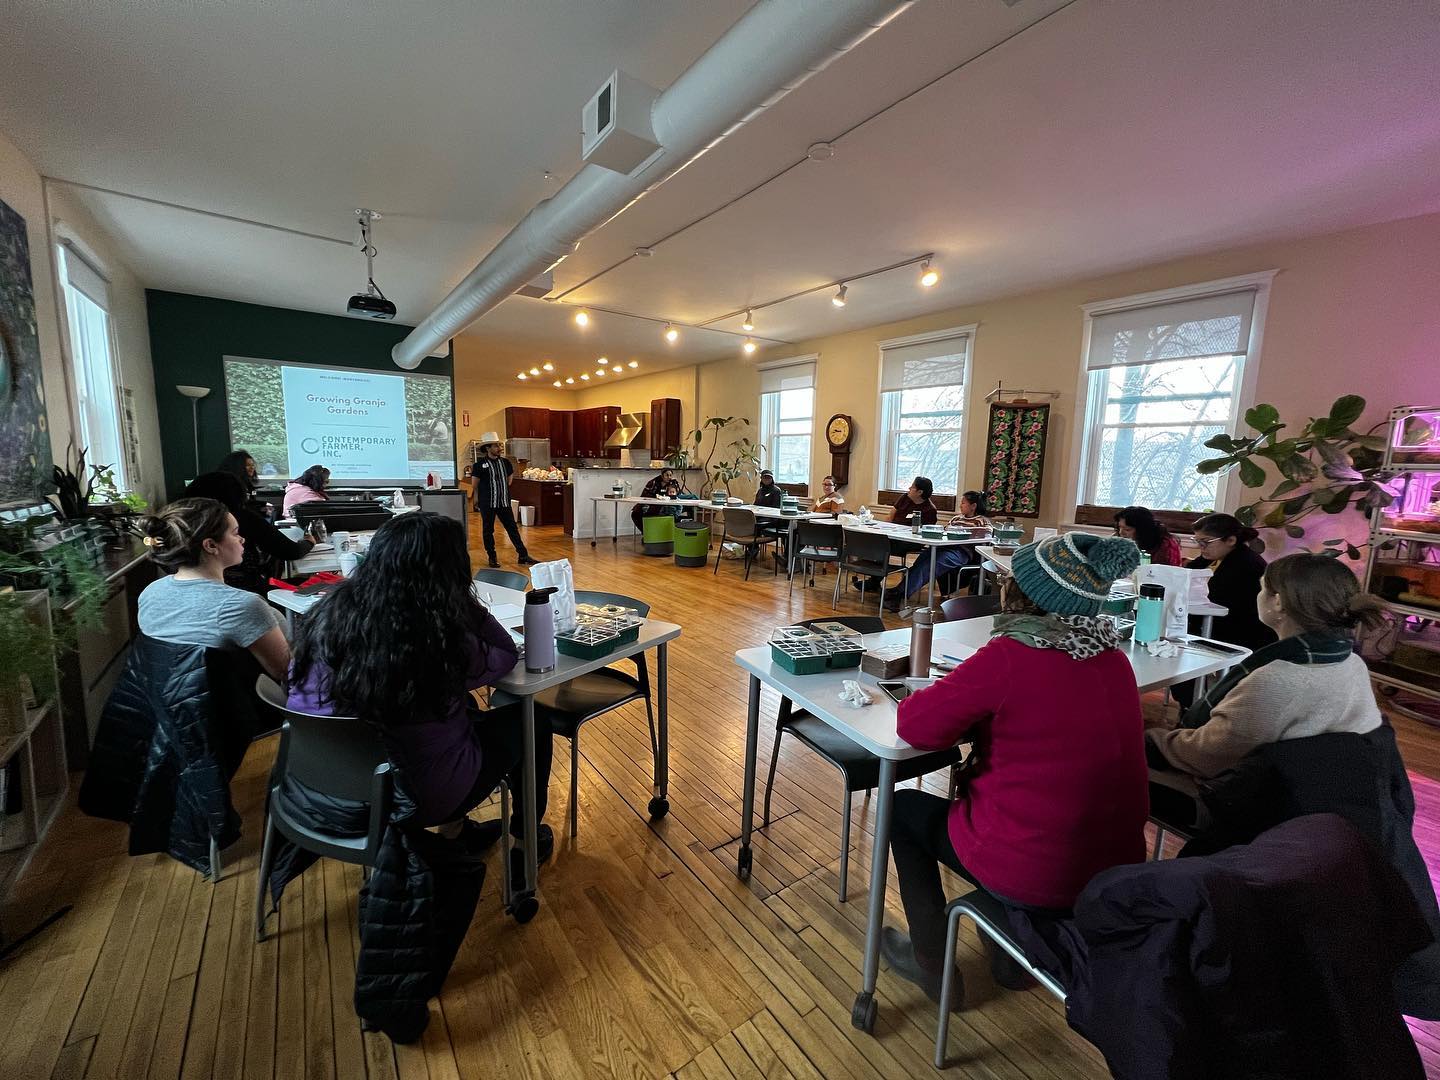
<box><xmin>674</xmin><ymin>523</ymin><xmax>710</xmax><ymax>568</ymax></box>
<box><xmin>642</xmin><ymin>515</ymin><xmax>675</xmax><ymax>556</ymax></box>
<box><xmin>518</xmin><ymin>505</ymin><xmax>535</xmax><ymax>526</ymax></box>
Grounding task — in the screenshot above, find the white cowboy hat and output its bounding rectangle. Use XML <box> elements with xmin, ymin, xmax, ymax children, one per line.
<box><xmin>478</xmin><ymin>431</ymin><xmax>502</xmax><ymax>447</ymax></box>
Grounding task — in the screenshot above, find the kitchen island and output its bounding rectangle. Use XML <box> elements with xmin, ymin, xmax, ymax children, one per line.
<box><xmin>567</xmin><ymin>467</ymin><xmax>703</xmax><ymax>539</ymax></box>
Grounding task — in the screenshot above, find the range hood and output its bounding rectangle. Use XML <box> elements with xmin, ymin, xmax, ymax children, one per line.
<box><xmin>604</xmin><ymin>413</ymin><xmax>647</xmax><ymax>448</ymax></box>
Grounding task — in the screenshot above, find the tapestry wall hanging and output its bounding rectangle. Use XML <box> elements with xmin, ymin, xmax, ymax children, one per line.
<box><xmin>0</xmin><ymin>196</ymin><xmax>52</xmax><ymax>506</ymax></box>
<box><xmin>983</xmin><ymin>401</ymin><xmax>1050</xmax><ymax>518</ymax></box>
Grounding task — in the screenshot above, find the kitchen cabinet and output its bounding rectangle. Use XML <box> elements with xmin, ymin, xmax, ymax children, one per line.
<box><xmin>505</xmin><ymin>406</ymin><xmax>550</xmax><ymax>439</ymax></box>
<box><xmin>570</xmin><ymin>406</ymin><xmax>622</xmax><ymax>457</ymax></box>
<box><xmin>650</xmin><ymin>398</ymin><xmax>682</xmax><ymax>459</ymax></box>
<box><xmin>509</xmin><ymin>478</ymin><xmax>569</xmax><ymax>527</ymax></box>
<box><xmin>549</xmin><ymin>410</ymin><xmax>574</xmax><ymax>457</ymax></box>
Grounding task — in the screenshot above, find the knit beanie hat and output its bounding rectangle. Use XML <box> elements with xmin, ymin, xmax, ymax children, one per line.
<box><xmin>1009</xmin><ymin>533</ymin><xmax>1142</xmax><ymax>617</ymax></box>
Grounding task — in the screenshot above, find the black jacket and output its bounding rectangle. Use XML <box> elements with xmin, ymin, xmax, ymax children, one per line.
<box><xmin>265</xmin><ymin>772</ymin><xmax>484</xmax><ymax>1043</ymax></box>
<box><xmin>79</xmin><ymin>636</ymin><xmax>266</xmax><ymax>872</ymax></box>
<box><xmin>229</xmin><ymin>506</ymin><xmax>314</xmax><ymax>594</ymax></box>
<box><xmin>1187</xmin><ymin>544</ymin><xmax>1276</xmax><ymax>650</ymax></box>
<box><xmin>1185</xmin><ymin>724</ymin><xmax>1440</xmax><ymax>1019</ymax></box>
<box><xmin>1010</xmin><ymin>814</ymin><xmax>1428</xmax><ymax>1080</ymax></box>
<box><xmin>753</xmin><ymin>482</ymin><xmax>784</xmax><ymax>508</ymax></box>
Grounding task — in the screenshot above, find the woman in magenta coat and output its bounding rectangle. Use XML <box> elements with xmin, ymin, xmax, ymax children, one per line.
<box><xmin>885</xmin><ymin>532</ymin><xmax>1149</xmax><ymax>1007</ymax></box>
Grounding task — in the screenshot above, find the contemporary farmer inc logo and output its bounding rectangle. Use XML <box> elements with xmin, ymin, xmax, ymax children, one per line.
<box><xmin>281</xmin><ymin>367</ymin><xmax>409</xmax><ymax>480</ymax></box>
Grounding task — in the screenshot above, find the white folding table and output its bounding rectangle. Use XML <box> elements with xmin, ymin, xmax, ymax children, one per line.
<box><xmin>267</xmin><ymin>582</ymin><xmax>680</xmax><ymax>923</ymax></box>
<box><xmin>732</xmin><ymin>618</ymin><xmax>1249</xmax><ymax>1032</ymax></box>
<box><xmin>815</xmin><ymin>520</ymin><xmax>991</xmax><ymax>610</ymax></box>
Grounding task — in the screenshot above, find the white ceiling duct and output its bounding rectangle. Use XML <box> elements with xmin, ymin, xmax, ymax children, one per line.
<box><xmin>392</xmin><ymin>0</ymin><xmax>913</xmax><ymax>369</ymax></box>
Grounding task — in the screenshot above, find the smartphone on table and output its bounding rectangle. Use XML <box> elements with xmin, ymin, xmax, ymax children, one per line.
<box><xmin>876</xmin><ymin>677</ymin><xmax>939</xmax><ymax>704</ymax></box>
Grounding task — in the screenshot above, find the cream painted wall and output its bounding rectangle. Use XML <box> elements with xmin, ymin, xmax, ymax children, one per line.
<box><xmin>451</xmin><ymin>338</ymin><xmax>558</xmax><ymax>459</ymax></box>
<box><xmin>698</xmin><ymin>210</ymin><xmax>1440</xmax><ymax>523</ymax></box>
<box><xmin>0</xmin><ymin>129</ymin><xmax>160</xmax><ymax>504</ymax></box>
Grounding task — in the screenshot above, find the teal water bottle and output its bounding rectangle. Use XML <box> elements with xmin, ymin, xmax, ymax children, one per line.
<box><xmin>1134</xmin><ymin>583</ymin><xmax>1165</xmax><ymax>644</ymax></box>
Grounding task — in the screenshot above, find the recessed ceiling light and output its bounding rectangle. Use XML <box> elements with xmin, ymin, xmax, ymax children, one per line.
<box><xmin>565</xmin><ymin>377</ymin><xmax>575</xmax><ymax>384</ymax></box>
<box><xmin>517</xmin><ymin>372</ymin><xmax>528</xmax><ymax>380</ymax></box>
<box><xmin>742</xmin><ymin>338</ymin><xmax>757</xmax><ymax>354</ymax></box>
<box><xmin>664</xmin><ymin>323</ymin><xmax>679</xmax><ymax>343</ymax></box>
<box><xmin>574</xmin><ymin>309</ymin><xmax>590</xmax><ymax>327</ymax></box>
<box><xmin>628</xmin><ymin>360</ymin><xmax>639</xmax><ymax>368</ymax></box>
<box><xmin>580</xmin><ymin>373</ymin><xmax>590</xmax><ymax>380</ymax></box>
<box><xmin>552</xmin><ymin>380</ymin><xmax>562</xmax><ymax>387</ymax></box>
<box><xmin>529</xmin><ymin>366</ymin><xmax>541</xmax><ymax>375</ymax></box>
<box><xmin>597</xmin><ymin>356</ymin><xmax>608</xmax><ymax>365</ymax></box>
<box><xmin>919</xmin><ymin>260</ymin><xmax>939</xmax><ymax>288</ymax></box>
<box><xmin>596</xmin><ymin>368</ymin><xmax>607</xmax><ymax>376</ymax></box>
<box><xmin>832</xmin><ymin>283</ymin><xmax>848</xmax><ymax>308</ymax></box>
<box><xmin>741</xmin><ymin>310</ymin><xmax>755</xmax><ymax>332</ymax></box>
<box><xmin>542</xmin><ymin>360</ymin><xmax>554</xmax><ymax>371</ymax></box>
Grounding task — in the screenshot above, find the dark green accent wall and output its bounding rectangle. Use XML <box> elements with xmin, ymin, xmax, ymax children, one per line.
<box><xmin>146</xmin><ymin>290</ymin><xmax>453</xmax><ymax>498</ymax></box>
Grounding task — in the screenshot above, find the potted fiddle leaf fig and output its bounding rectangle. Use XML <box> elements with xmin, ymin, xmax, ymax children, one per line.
<box><xmin>1195</xmin><ymin>394</ymin><xmax>1396</xmax><ymax>559</ymax></box>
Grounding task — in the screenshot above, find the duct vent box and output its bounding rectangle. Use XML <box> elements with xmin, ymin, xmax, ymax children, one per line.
<box><xmin>582</xmin><ymin>71</ymin><xmax>661</xmax><ymax>174</ymax></box>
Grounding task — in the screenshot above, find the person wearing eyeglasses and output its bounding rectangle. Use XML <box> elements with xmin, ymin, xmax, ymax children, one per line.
<box><xmin>1172</xmin><ymin>512</ymin><xmax>1278</xmax><ymax>708</ymax></box>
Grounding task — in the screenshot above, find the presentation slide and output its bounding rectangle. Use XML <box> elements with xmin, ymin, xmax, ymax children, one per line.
<box><xmin>222</xmin><ymin>356</ymin><xmax>455</xmax><ymax>485</ymax></box>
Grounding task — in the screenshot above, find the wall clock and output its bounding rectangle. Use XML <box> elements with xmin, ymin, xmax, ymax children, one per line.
<box><xmin>825</xmin><ymin>413</ymin><xmax>853</xmax><ymax>486</ymax></box>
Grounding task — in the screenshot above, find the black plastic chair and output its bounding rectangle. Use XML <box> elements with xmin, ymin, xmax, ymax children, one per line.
<box><xmin>835</xmin><ymin>529</ymin><xmax>895</xmax><ymax>614</ymax></box>
<box><xmin>292</xmin><ymin>502</ymin><xmax>392</xmax><ymax>532</ymax></box>
<box><xmin>253</xmin><ymin>676</ymin><xmax>394</xmax><ymax>942</ymax></box>
<box><xmin>760</xmin><ymin>616</ymin><xmax>963</xmax><ymax>901</ymax></box>
<box><xmin>938</xmin><ymin>593</ymin><xmax>1000</xmax><ymax>622</ymax></box>
<box><xmin>789</xmin><ymin>520</ymin><xmax>843</xmax><ymax>601</ymax></box>
<box><xmin>527</xmin><ymin>590</ymin><xmax>658</xmax><ymax>837</ymax></box>
<box><xmin>473</xmin><ymin>568</ymin><xmax>529</xmax><ymax>591</ymax></box>
<box><xmin>714</xmin><ymin>508</ymin><xmax>777</xmax><ymax>580</ymax></box>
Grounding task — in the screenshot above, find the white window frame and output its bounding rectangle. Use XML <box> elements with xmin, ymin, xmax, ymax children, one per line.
<box><xmin>56</xmin><ymin>240</ymin><xmax>131</xmax><ymax>491</ymax></box>
<box><xmin>874</xmin><ymin>325</ymin><xmax>975</xmax><ymax>496</ymax></box>
<box><xmin>1068</xmin><ymin>272</ymin><xmax>1274</xmax><ymax>518</ymax></box>
<box><xmin>758</xmin><ymin>354</ymin><xmax>817</xmax><ymax>486</ymax></box>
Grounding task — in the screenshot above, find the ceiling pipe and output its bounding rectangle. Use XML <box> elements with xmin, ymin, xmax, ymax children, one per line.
<box><xmin>392</xmin><ymin>0</ymin><xmax>913</xmax><ymax>369</ymax></box>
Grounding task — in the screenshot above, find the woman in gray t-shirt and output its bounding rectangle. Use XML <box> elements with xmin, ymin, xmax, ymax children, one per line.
<box><xmin>137</xmin><ymin>498</ymin><xmax>289</xmax><ymax>680</ymax></box>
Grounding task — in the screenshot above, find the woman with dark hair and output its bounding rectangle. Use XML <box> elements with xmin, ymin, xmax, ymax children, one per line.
<box><xmin>1149</xmin><ymin>553</ymin><xmax>1386</xmax><ymax>778</ymax></box>
<box><xmin>1114</xmin><ymin>505</ymin><xmax>1182</xmax><ymax>566</ymax></box>
<box><xmin>884</xmin><ymin>533</ymin><xmax>1147</xmax><ymax>1006</ymax></box>
<box><xmin>890</xmin><ymin>476</ymin><xmax>939</xmax><ymax>526</ymax></box>
<box><xmin>632</xmin><ymin>468</ymin><xmax>675</xmax><ymax>529</ymax></box>
<box><xmin>283</xmin><ymin>464</ymin><xmax>331</xmax><ymax>517</ymax></box>
<box><xmin>1186</xmin><ymin>512</ymin><xmax>1276</xmax><ymax>651</ymax></box>
<box><xmin>894</xmin><ymin>489</ymin><xmax>991</xmax><ymax>606</ymax></box>
<box><xmin>136</xmin><ymin>497</ymin><xmax>289</xmax><ymax>679</ymax></box>
<box><xmin>287</xmin><ymin>511</ymin><xmax>554</xmax><ymax>876</ymax></box>
<box><xmin>217</xmin><ymin>449</ymin><xmax>258</xmax><ymax>494</ymax></box>
<box><xmin>184</xmin><ymin>471</ymin><xmax>315</xmax><ymax>594</ymax></box>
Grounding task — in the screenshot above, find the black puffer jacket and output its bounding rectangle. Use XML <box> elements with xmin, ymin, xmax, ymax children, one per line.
<box><xmin>79</xmin><ymin>636</ymin><xmax>266</xmax><ymax>872</ymax></box>
<box><xmin>265</xmin><ymin>773</ymin><xmax>485</xmax><ymax>1043</ymax></box>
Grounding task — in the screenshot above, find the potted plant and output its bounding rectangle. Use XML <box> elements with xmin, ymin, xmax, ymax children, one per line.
<box><xmin>1195</xmin><ymin>394</ymin><xmax>1395</xmax><ymax>559</ymax></box>
<box><xmin>0</xmin><ymin>590</ymin><xmax>57</xmax><ymax>735</ymax></box>
<box><xmin>668</xmin><ymin>417</ymin><xmax>766</xmax><ymax>496</ymax></box>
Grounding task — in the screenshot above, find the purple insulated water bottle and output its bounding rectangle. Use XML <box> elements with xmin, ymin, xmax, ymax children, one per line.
<box><xmin>524</xmin><ymin>588</ymin><xmax>558</xmax><ymax>673</ymax></box>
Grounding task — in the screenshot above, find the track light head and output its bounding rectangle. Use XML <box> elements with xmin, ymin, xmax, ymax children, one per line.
<box><xmin>517</xmin><ymin>372</ymin><xmax>528</xmax><ymax>380</ymax></box>
<box><xmin>552</xmin><ymin>380</ymin><xmax>562</xmax><ymax>388</ymax></box>
<box><xmin>741</xmin><ymin>310</ymin><xmax>755</xmax><ymax>332</ymax></box>
<box><xmin>664</xmin><ymin>323</ymin><xmax>679</xmax><ymax>343</ymax></box>
<box><xmin>565</xmin><ymin>377</ymin><xmax>575</xmax><ymax>384</ymax></box>
<box><xmin>831</xmin><ymin>284</ymin><xmax>848</xmax><ymax>308</ymax></box>
<box><xmin>742</xmin><ymin>338</ymin><xmax>757</xmax><ymax>355</ymax></box>
<box><xmin>542</xmin><ymin>361</ymin><xmax>554</xmax><ymax>371</ymax></box>
<box><xmin>580</xmin><ymin>373</ymin><xmax>590</xmax><ymax>380</ymax></box>
<box><xmin>574</xmin><ymin>309</ymin><xmax>590</xmax><ymax>327</ymax></box>
<box><xmin>628</xmin><ymin>360</ymin><xmax>639</xmax><ymax>368</ymax></box>
<box><xmin>597</xmin><ymin>356</ymin><xmax>608</xmax><ymax>365</ymax></box>
<box><xmin>528</xmin><ymin>367</ymin><xmax>540</xmax><ymax>376</ymax></box>
<box><xmin>919</xmin><ymin>260</ymin><xmax>939</xmax><ymax>288</ymax></box>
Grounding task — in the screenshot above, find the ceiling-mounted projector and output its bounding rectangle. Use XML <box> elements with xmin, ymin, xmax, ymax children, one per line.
<box><xmin>346</xmin><ymin>209</ymin><xmax>396</xmax><ymax>319</ymax></box>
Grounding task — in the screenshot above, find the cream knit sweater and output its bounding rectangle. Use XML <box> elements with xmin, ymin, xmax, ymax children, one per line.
<box><xmin>1149</xmin><ymin>653</ymin><xmax>1381</xmax><ymax>779</ymax></box>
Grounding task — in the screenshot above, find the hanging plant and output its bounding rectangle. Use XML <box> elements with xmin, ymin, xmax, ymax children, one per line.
<box><xmin>1195</xmin><ymin>394</ymin><xmax>1397</xmax><ymax>559</ymax></box>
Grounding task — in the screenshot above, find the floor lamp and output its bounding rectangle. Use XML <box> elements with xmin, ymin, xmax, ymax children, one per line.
<box><xmin>176</xmin><ymin>384</ymin><xmax>211</xmax><ymax>477</ymax></box>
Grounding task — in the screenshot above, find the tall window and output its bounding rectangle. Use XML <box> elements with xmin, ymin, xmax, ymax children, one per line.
<box><xmin>759</xmin><ymin>359</ymin><xmax>815</xmax><ymax>485</ymax></box>
<box><xmin>58</xmin><ymin>244</ymin><xmax>128</xmax><ymax>488</ymax></box>
<box><xmin>1079</xmin><ymin>280</ymin><xmax>1266</xmax><ymax>511</ymax></box>
<box><xmin>878</xmin><ymin>328</ymin><xmax>972</xmax><ymax>495</ymax></box>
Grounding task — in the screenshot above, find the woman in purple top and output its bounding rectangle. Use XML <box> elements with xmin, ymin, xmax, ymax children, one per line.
<box><xmin>288</xmin><ymin>511</ymin><xmax>554</xmax><ymax>880</ymax></box>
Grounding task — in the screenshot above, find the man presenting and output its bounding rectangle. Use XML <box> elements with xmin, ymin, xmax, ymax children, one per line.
<box><xmin>470</xmin><ymin>432</ymin><xmax>536</xmax><ymax>568</ymax></box>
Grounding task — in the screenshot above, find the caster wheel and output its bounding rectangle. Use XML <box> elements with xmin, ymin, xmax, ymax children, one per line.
<box><xmin>511</xmin><ymin>895</ymin><xmax>539</xmax><ymax>924</ymax></box>
<box><xmin>851</xmin><ymin>992</ymin><xmax>877</xmax><ymax>1032</ymax></box>
<box><xmin>590</xmin><ymin>540</ymin><xmax>597</xmax><ymax>548</ymax></box>
<box><xmin>1378</xmin><ymin>684</ymin><xmax>1399</xmax><ymax>698</ymax></box>
<box><xmin>648</xmin><ymin>796</ymin><xmax>670</xmax><ymax>818</ymax></box>
<box><xmin>737</xmin><ymin>846</ymin><xmax>753</xmax><ymax>879</ymax></box>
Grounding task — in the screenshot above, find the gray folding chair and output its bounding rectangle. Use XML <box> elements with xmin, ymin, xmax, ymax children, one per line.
<box><xmin>938</xmin><ymin>593</ymin><xmax>1000</xmax><ymax>622</ymax></box>
<box><xmin>836</xmin><ymin>529</ymin><xmax>895</xmax><ymax>614</ymax></box>
<box><xmin>473</xmin><ymin>567</ymin><xmax>529</xmax><ymax>591</ymax></box>
<box><xmin>789</xmin><ymin>520</ymin><xmax>843</xmax><ymax>601</ymax></box>
<box><xmin>714</xmin><ymin>508</ymin><xmax>777</xmax><ymax>579</ymax></box>
<box><xmin>935</xmin><ymin>887</ymin><xmax>1067</xmax><ymax>1067</ymax></box>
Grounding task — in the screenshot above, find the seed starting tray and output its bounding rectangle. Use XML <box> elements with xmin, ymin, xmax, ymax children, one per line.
<box><xmin>769</xmin><ymin>625</ymin><xmax>867</xmax><ymax>675</ymax></box>
<box><xmin>556</xmin><ymin>608</ymin><xmax>645</xmax><ymax>660</ymax></box>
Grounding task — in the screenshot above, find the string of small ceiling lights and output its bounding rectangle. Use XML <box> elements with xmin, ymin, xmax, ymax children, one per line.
<box><xmin>515</xmin><ymin>254</ymin><xmax>940</xmax><ymax>385</ymax></box>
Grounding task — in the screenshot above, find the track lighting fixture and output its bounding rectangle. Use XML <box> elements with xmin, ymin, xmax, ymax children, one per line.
<box><xmin>741</xmin><ymin>310</ymin><xmax>755</xmax><ymax>332</ymax></box>
<box><xmin>553</xmin><ymin>380</ymin><xmax>562</xmax><ymax>388</ymax></box>
<box><xmin>580</xmin><ymin>373</ymin><xmax>590</xmax><ymax>380</ymax></box>
<box><xmin>517</xmin><ymin>372</ymin><xmax>528</xmax><ymax>380</ymax></box>
<box><xmin>597</xmin><ymin>356</ymin><xmax>609</xmax><ymax>365</ymax></box>
<box><xmin>565</xmin><ymin>377</ymin><xmax>575</xmax><ymax>384</ymax></box>
<box><xmin>529</xmin><ymin>367</ymin><xmax>541</xmax><ymax>375</ymax></box>
<box><xmin>596</xmin><ymin>368</ymin><xmax>607</xmax><ymax>376</ymax></box>
<box><xmin>628</xmin><ymin>360</ymin><xmax>639</xmax><ymax>368</ymax></box>
<box><xmin>831</xmin><ymin>284</ymin><xmax>848</xmax><ymax>308</ymax></box>
<box><xmin>664</xmin><ymin>323</ymin><xmax>679</xmax><ymax>343</ymax></box>
<box><xmin>574</xmin><ymin>309</ymin><xmax>590</xmax><ymax>327</ymax></box>
<box><xmin>542</xmin><ymin>361</ymin><xmax>554</xmax><ymax>371</ymax></box>
<box><xmin>742</xmin><ymin>338</ymin><xmax>757</xmax><ymax>355</ymax></box>
<box><xmin>919</xmin><ymin>260</ymin><xmax>939</xmax><ymax>288</ymax></box>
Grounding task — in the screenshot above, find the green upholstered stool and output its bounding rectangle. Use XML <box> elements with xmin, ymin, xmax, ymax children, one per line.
<box><xmin>674</xmin><ymin>522</ymin><xmax>710</xmax><ymax>567</ymax></box>
<box><xmin>642</xmin><ymin>514</ymin><xmax>675</xmax><ymax>556</ymax></box>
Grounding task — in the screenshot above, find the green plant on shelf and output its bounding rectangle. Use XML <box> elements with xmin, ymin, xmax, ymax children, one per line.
<box><xmin>1195</xmin><ymin>394</ymin><xmax>1398</xmax><ymax>560</ymax></box>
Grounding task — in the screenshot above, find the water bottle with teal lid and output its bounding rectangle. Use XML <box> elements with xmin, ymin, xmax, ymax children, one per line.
<box><xmin>1134</xmin><ymin>582</ymin><xmax>1165</xmax><ymax>644</ymax></box>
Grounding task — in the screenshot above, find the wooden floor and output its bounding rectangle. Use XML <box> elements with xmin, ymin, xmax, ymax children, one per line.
<box><xmin>3</xmin><ymin>522</ymin><xmax>1439</xmax><ymax>1078</ymax></box>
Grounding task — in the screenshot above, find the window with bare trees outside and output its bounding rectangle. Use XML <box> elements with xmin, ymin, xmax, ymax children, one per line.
<box><xmin>1079</xmin><ymin>281</ymin><xmax>1267</xmax><ymax>512</ymax></box>
<box><xmin>878</xmin><ymin>328</ymin><xmax>973</xmax><ymax>497</ymax></box>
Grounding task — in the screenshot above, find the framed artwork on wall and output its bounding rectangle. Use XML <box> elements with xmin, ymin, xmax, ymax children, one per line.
<box><xmin>0</xmin><ymin>197</ymin><xmax>53</xmax><ymax>507</ymax></box>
